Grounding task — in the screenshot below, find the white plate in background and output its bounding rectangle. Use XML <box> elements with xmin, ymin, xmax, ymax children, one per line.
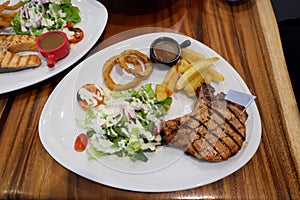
<box><xmin>0</xmin><ymin>0</ymin><xmax>108</xmax><ymax>94</ymax></box>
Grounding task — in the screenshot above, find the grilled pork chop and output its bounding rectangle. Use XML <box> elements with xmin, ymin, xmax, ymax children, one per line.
<box><xmin>161</xmin><ymin>83</ymin><xmax>248</xmax><ymax>161</ymax></box>
<box><xmin>0</xmin><ymin>34</ymin><xmax>41</xmax><ymax>72</ymax></box>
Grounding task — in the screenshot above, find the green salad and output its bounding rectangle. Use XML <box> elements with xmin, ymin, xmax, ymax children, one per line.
<box><xmin>12</xmin><ymin>0</ymin><xmax>81</xmax><ymax>36</ymax></box>
<box><xmin>77</xmin><ymin>84</ymin><xmax>172</xmax><ymax>162</ymax></box>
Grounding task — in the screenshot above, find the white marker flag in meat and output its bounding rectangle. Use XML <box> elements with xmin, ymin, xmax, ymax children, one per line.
<box><xmin>225</xmin><ymin>89</ymin><xmax>256</xmax><ymax>109</ymax></box>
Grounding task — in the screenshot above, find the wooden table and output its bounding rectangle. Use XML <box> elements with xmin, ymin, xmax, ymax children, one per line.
<box><xmin>1</xmin><ymin>0</ymin><xmax>300</xmax><ymax>199</ymax></box>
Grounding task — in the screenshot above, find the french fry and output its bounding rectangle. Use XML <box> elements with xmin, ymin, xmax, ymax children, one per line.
<box><xmin>206</xmin><ymin>68</ymin><xmax>225</xmax><ymax>82</ymax></box>
<box><xmin>183</xmin><ymin>73</ymin><xmax>204</xmax><ymax>97</ymax></box>
<box><xmin>207</xmin><ymin>57</ymin><xmax>220</xmax><ymax>62</ymax></box>
<box><xmin>158</xmin><ymin>47</ymin><xmax>224</xmax><ymax>99</ymax></box>
<box><xmin>162</xmin><ymin>64</ymin><xmax>178</xmax><ymax>84</ymax></box>
<box><xmin>200</xmin><ymin>70</ymin><xmax>212</xmax><ymax>84</ymax></box>
<box><xmin>0</xmin><ymin>1</ymin><xmax>10</xmax><ymax>13</ymax></box>
<box><xmin>181</xmin><ymin>48</ymin><xmax>206</xmax><ymax>63</ymax></box>
<box><xmin>190</xmin><ymin>73</ymin><xmax>204</xmax><ymax>90</ymax></box>
<box><xmin>176</xmin><ymin>60</ymin><xmax>212</xmax><ymax>90</ymax></box>
<box><xmin>177</xmin><ymin>58</ymin><xmax>192</xmax><ymax>75</ymax></box>
<box><xmin>162</xmin><ymin>64</ymin><xmax>179</xmax><ymax>91</ymax></box>
<box><xmin>167</xmin><ymin>73</ymin><xmax>179</xmax><ymax>91</ymax></box>
<box><xmin>0</xmin><ymin>11</ymin><xmax>17</xmax><ymax>18</ymax></box>
<box><xmin>0</xmin><ymin>17</ymin><xmax>11</xmax><ymax>27</ymax></box>
<box><xmin>0</xmin><ymin>0</ymin><xmax>21</xmax><ymax>28</ymax></box>
<box><xmin>5</xmin><ymin>0</ymin><xmax>21</xmax><ymax>10</ymax></box>
<box><xmin>183</xmin><ymin>82</ymin><xmax>195</xmax><ymax>97</ymax></box>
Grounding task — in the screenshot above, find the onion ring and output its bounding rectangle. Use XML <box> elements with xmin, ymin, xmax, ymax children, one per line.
<box><xmin>102</xmin><ymin>55</ymin><xmax>143</xmax><ymax>90</ymax></box>
<box><xmin>120</xmin><ymin>50</ymin><xmax>153</xmax><ymax>77</ymax></box>
<box><xmin>102</xmin><ymin>50</ymin><xmax>153</xmax><ymax>91</ymax></box>
<box><xmin>117</xmin><ymin>55</ymin><xmax>143</xmax><ymax>76</ymax></box>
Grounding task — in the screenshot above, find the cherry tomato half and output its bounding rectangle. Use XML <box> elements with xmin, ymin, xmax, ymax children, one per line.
<box><xmin>63</xmin><ymin>22</ymin><xmax>84</xmax><ymax>43</ymax></box>
<box><xmin>68</xmin><ymin>26</ymin><xmax>84</xmax><ymax>43</ymax></box>
<box><xmin>74</xmin><ymin>133</ymin><xmax>88</xmax><ymax>152</ymax></box>
<box><xmin>64</xmin><ymin>22</ymin><xmax>74</xmax><ymax>28</ymax></box>
<box><xmin>77</xmin><ymin>84</ymin><xmax>105</xmax><ymax>111</ymax></box>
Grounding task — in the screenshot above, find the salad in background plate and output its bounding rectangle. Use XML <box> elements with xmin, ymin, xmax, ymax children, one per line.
<box><xmin>12</xmin><ymin>0</ymin><xmax>81</xmax><ymax>36</ymax></box>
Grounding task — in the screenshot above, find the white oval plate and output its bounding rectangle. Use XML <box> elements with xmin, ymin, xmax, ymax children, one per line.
<box><xmin>0</xmin><ymin>0</ymin><xmax>108</xmax><ymax>94</ymax></box>
<box><xmin>39</xmin><ymin>32</ymin><xmax>261</xmax><ymax>192</ymax></box>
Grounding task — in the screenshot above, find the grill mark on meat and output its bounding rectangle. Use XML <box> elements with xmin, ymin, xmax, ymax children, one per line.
<box><xmin>4</xmin><ymin>51</ymin><xmax>12</xmax><ymax>65</ymax></box>
<box><xmin>196</xmin><ymin>123</ymin><xmax>228</xmax><ymax>160</ymax></box>
<box><xmin>0</xmin><ymin>51</ymin><xmax>41</xmax><ymax>72</ymax></box>
<box><xmin>0</xmin><ymin>34</ymin><xmax>41</xmax><ymax>73</ymax></box>
<box><xmin>169</xmin><ymin>126</ymin><xmax>196</xmax><ymax>150</ymax></box>
<box><xmin>0</xmin><ymin>35</ymin><xmax>37</xmax><ymax>52</ymax></box>
<box><xmin>198</xmin><ymin>105</ymin><xmax>245</xmax><ymax>160</ymax></box>
<box><xmin>17</xmin><ymin>53</ymin><xmax>22</xmax><ymax>66</ymax></box>
<box><xmin>167</xmin><ymin>105</ymin><xmax>241</xmax><ymax>160</ymax></box>
<box><xmin>192</xmin><ymin>138</ymin><xmax>225</xmax><ymax>160</ymax></box>
<box><xmin>197</xmin><ymin>91</ymin><xmax>246</xmax><ymax>142</ymax></box>
<box><xmin>203</xmin><ymin>137</ymin><xmax>226</xmax><ymax>160</ymax></box>
<box><xmin>227</xmin><ymin>104</ymin><xmax>248</xmax><ymax>128</ymax></box>
<box><xmin>198</xmin><ymin>103</ymin><xmax>243</xmax><ymax>143</ymax></box>
<box><xmin>210</xmin><ymin>94</ymin><xmax>249</xmax><ymax>124</ymax></box>
<box><xmin>161</xmin><ymin>83</ymin><xmax>248</xmax><ymax>161</ymax></box>
<box><xmin>165</xmin><ymin>106</ymin><xmax>243</xmax><ymax>160</ymax></box>
<box><xmin>206</xmin><ymin>104</ymin><xmax>246</xmax><ymax>142</ymax></box>
<box><xmin>190</xmin><ymin>112</ymin><xmax>238</xmax><ymax>160</ymax></box>
<box><xmin>206</xmin><ymin>129</ymin><xmax>234</xmax><ymax>157</ymax></box>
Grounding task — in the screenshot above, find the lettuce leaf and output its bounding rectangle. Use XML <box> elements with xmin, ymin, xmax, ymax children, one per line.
<box><xmin>12</xmin><ymin>0</ymin><xmax>81</xmax><ymax>36</ymax></box>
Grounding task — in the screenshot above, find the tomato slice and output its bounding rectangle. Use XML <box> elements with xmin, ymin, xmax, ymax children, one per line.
<box><xmin>63</xmin><ymin>22</ymin><xmax>84</xmax><ymax>43</ymax></box>
<box><xmin>77</xmin><ymin>84</ymin><xmax>105</xmax><ymax>111</ymax></box>
<box><xmin>64</xmin><ymin>22</ymin><xmax>74</xmax><ymax>28</ymax></box>
<box><xmin>68</xmin><ymin>26</ymin><xmax>84</xmax><ymax>43</ymax></box>
<box><xmin>74</xmin><ymin>133</ymin><xmax>88</xmax><ymax>152</ymax></box>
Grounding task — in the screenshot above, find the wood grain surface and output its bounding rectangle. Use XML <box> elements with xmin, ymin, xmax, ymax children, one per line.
<box><xmin>0</xmin><ymin>0</ymin><xmax>299</xmax><ymax>199</ymax></box>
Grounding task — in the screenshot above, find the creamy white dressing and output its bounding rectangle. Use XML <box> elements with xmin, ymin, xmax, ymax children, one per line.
<box><xmin>91</xmin><ymin>137</ymin><xmax>120</xmax><ymax>154</ymax></box>
<box><xmin>109</xmin><ymin>128</ymin><xmax>118</xmax><ymax>137</ymax></box>
<box><xmin>78</xmin><ymin>87</ymin><xmax>104</xmax><ymax>107</ymax></box>
<box><xmin>141</xmin><ymin>142</ymin><xmax>159</xmax><ymax>151</ymax></box>
<box><xmin>44</xmin><ymin>0</ymin><xmax>62</xmax><ymax>4</ymax></box>
<box><xmin>93</xmin><ymin>93</ymin><xmax>161</xmax><ymax>146</ymax></box>
<box><xmin>80</xmin><ymin>84</ymin><xmax>170</xmax><ymax>162</ymax></box>
<box><xmin>27</xmin><ymin>8</ymin><xmax>40</xmax><ymax>27</ymax></box>
<box><xmin>16</xmin><ymin>0</ymin><xmax>79</xmax><ymax>36</ymax></box>
<box><xmin>62</xmin><ymin>27</ymin><xmax>75</xmax><ymax>40</ymax></box>
<box><xmin>118</xmin><ymin>139</ymin><xmax>127</xmax><ymax>149</ymax></box>
<box><xmin>19</xmin><ymin>8</ymin><xmax>26</xmax><ymax>31</ymax></box>
<box><xmin>41</xmin><ymin>17</ymin><xmax>54</xmax><ymax>27</ymax></box>
<box><xmin>121</xmin><ymin>127</ymin><xmax>130</xmax><ymax>137</ymax></box>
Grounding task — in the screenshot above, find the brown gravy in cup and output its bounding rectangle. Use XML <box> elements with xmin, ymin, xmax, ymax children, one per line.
<box><xmin>39</xmin><ymin>33</ymin><xmax>65</xmax><ymax>50</ymax></box>
<box><xmin>153</xmin><ymin>41</ymin><xmax>179</xmax><ymax>61</ymax></box>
